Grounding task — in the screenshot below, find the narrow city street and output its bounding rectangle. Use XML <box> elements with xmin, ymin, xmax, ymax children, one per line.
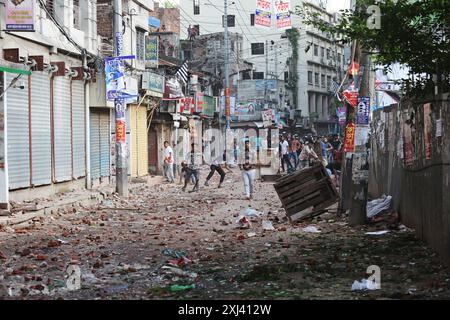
<box><xmin>1</xmin><ymin>167</ymin><xmax>449</xmax><ymax>300</ymax></box>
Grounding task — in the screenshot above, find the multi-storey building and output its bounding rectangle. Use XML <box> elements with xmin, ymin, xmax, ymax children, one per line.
<box><xmin>0</xmin><ymin>0</ymin><xmax>156</xmax><ymax>209</ymax></box>
<box><xmin>295</xmin><ymin>1</ymin><xmax>345</xmax><ymax>134</ymax></box>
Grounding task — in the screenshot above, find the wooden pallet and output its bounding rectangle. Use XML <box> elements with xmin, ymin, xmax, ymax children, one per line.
<box><xmin>273</xmin><ymin>164</ymin><xmax>339</xmax><ymax>222</ymax></box>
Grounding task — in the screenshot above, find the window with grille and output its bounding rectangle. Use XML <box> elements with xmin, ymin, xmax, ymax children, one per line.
<box><xmin>222</xmin><ymin>15</ymin><xmax>235</xmax><ymax>27</ymax></box>
<box><xmin>326</xmin><ymin>49</ymin><xmax>330</xmax><ymax>59</ymax></box>
<box><xmin>314</xmin><ymin>45</ymin><xmax>318</xmax><ymax>56</ymax></box>
<box><xmin>251</xmin><ymin>43</ymin><xmax>264</xmax><ymax>55</ymax></box>
<box><xmin>321</xmin><ymin>74</ymin><xmax>325</xmax><ymax>87</ymax></box>
<box><xmin>327</xmin><ymin>76</ymin><xmax>331</xmax><ymax>89</ymax></box>
<box><xmin>243</xmin><ymin>70</ymin><xmax>251</xmax><ymax>80</ymax></box>
<box><xmin>46</xmin><ymin>0</ymin><xmax>55</xmax><ymax>18</ymax></box>
<box><xmin>253</xmin><ymin>72</ymin><xmax>264</xmax><ymax>79</ymax></box>
<box><xmin>73</xmin><ymin>0</ymin><xmax>81</xmax><ymax>30</ymax></box>
<box><xmin>193</xmin><ymin>0</ymin><xmax>200</xmax><ymax>15</ymax></box>
<box><xmin>136</xmin><ymin>29</ymin><xmax>146</xmax><ymax>61</ymax></box>
<box><xmin>320</xmin><ymin>47</ymin><xmax>324</xmax><ymax>57</ymax></box>
<box><xmin>250</xmin><ymin>14</ymin><xmax>255</xmax><ymax>26</ymax></box>
<box><xmin>315</xmin><ymin>73</ymin><xmax>319</xmax><ymax>86</ymax></box>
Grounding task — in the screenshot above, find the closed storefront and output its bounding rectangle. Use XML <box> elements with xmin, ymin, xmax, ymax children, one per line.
<box><xmin>53</xmin><ymin>76</ymin><xmax>72</xmax><ymax>182</ymax></box>
<box><xmin>31</xmin><ymin>72</ymin><xmax>52</xmax><ymax>186</ymax></box>
<box><xmin>6</xmin><ymin>73</ymin><xmax>30</xmax><ymax>190</ymax></box>
<box><xmin>130</xmin><ymin>105</ymin><xmax>148</xmax><ymax>177</ymax></box>
<box><xmin>90</xmin><ymin>109</ymin><xmax>110</xmax><ymax>181</ymax></box>
<box><xmin>71</xmin><ymin>80</ymin><xmax>86</xmax><ymax>178</ymax></box>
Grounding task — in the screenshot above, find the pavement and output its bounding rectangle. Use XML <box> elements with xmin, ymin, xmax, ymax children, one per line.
<box><xmin>0</xmin><ymin>166</ymin><xmax>450</xmax><ymax>299</ymax></box>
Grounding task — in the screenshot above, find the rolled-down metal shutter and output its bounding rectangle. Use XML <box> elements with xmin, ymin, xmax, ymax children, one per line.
<box><xmin>6</xmin><ymin>73</ymin><xmax>30</xmax><ymax>189</ymax></box>
<box><xmin>90</xmin><ymin>111</ymin><xmax>101</xmax><ymax>180</ymax></box>
<box><xmin>99</xmin><ymin>111</ymin><xmax>110</xmax><ymax>177</ymax></box>
<box><xmin>31</xmin><ymin>72</ymin><xmax>52</xmax><ymax>186</ymax></box>
<box><xmin>71</xmin><ymin>81</ymin><xmax>86</xmax><ymax>178</ymax></box>
<box><xmin>131</xmin><ymin>106</ymin><xmax>148</xmax><ymax>177</ymax></box>
<box><xmin>53</xmin><ymin>77</ymin><xmax>72</xmax><ymax>182</ymax></box>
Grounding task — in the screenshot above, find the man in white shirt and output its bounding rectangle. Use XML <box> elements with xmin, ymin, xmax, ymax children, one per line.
<box><xmin>163</xmin><ymin>141</ymin><xmax>174</xmax><ymax>183</ymax></box>
<box><xmin>280</xmin><ymin>136</ymin><xmax>293</xmax><ymax>172</ymax></box>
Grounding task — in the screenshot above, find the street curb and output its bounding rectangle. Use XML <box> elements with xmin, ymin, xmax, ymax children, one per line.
<box><xmin>0</xmin><ymin>192</ymin><xmax>105</xmax><ymax>228</ymax></box>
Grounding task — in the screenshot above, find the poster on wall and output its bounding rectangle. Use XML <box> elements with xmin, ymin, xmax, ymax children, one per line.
<box><xmin>255</xmin><ymin>0</ymin><xmax>272</xmax><ymax>28</ymax></box>
<box><xmin>344</xmin><ymin>122</ymin><xmax>356</xmax><ymax>153</ymax></box>
<box><xmin>424</xmin><ymin>103</ymin><xmax>432</xmax><ymax>160</ymax></box>
<box><xmin>6</xmin><ymin>0</ymin><xmax>35</xmax><ymax>31</ymax></box>
<box><xmin>403</xmin><ymin>122</ymin><xmax>413</xmax><ymax>166</ymax></box>
<box><xmin>116</xmin><ymin>120</ymin><xmax>126</xmax><ymax>143</ymax></box>
<box><xmin>356</xmin><ymin>97</ymin><xmax>370</xmax><ymax>124</ymax></box>
<box><xmin>274</xmin><ymin>0</ymin><xmax>292</xmax><ymax>30</ymax></box>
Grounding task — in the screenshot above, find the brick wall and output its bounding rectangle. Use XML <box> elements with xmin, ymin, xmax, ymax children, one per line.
<box><xmin>150</xmin><ymin>2</ymin><xmax>180</xmax><ymax>35</ymax></box>
<box><xmin>97</xmin><ymin>0</ymin><xmax>113</xmax><ymax>38</ymax></box>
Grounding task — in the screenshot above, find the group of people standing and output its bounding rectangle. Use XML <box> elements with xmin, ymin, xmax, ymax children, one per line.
<box><xmin>279</xmin><ymin>133</ymin><xmax>343</xmax><ymax>176</ymax></box>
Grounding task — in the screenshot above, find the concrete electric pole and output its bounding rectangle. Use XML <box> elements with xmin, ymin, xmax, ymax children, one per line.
<box><xmin>113</xmin><ymin>0</ymin><xmax>128</xmax><ymax>197</ymax></box>
<box><xmin>224</xmin><ymin>0</ymin><xmax>231</xmax><ymax>148</ymax></box>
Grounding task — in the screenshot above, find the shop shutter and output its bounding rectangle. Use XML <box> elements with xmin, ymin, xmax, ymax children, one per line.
<box><xmin>90</xmin><ymin>111</ymin><xmax>101</xmax><ymax>180</ymax></box>
<box><xmin>30</xmin><ymin>72</ymin><xmax>52</xmax><ymax>186</ymax></box>
<box><xmin>137</xmin><ymin>106</ymin><xmax>148</xmax><ymax>177</ymax></box>
<box><xmin>53</xmin><ymin>77</ymin><xmax>72</xmax><ymax>182</ymax></box>
<box><xmin>131</xmin><ymin>106</ymin><xmax>148</xmax><ymax>177</ymax></box>
<box><xmin>6</xmin><ymin>73</ymin><xmax>30</xmax><ymax>189</ymax></box>
<box><xmin>99</xmin><ymin>111</ymin><xmax>110</xmax><ymax>177</ymax></box>
<box><xmin>71</xmin><ymin>81</ymin><xmax>86</xmax><ymax>178</ymax></box>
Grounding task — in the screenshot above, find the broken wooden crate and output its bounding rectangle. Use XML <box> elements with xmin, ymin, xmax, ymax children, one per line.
<box><xmin>273</xmin><ymin>164</ymin><xmax>339</xmax><ymax>222</ymax></box>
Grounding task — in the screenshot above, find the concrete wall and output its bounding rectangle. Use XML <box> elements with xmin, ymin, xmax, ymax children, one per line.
<box><xmin>369</xmin><ymin>99</ymin><xmax>450</xmax><ymax>265</ymax></box>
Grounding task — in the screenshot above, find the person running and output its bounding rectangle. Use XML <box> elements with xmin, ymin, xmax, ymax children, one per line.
<box><xmin>163</xmin><ymin>141</ymin><xmax>175</xmax><ymax>183</ymax></box>
<box><xmin>182</xmin><ymin>143</ymin><xmax>202</xmax><ymax>192</ymax></box>
<box><xmin>239</xmin><ymin>140</ymin><xmax>256</xmax><ymax>200</ymax></box>
<box><xmin>205</xmin><ymin>150</ymin><xmax>226</xmax><ymax>188</ymax></box>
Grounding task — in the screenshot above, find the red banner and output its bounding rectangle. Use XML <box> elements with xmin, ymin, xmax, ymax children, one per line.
<box><xmin>348</xmin><ymin>61</ymin><xmax>360</xmax><ymax>76</ymax></box>
<box><xmin>225</xmin><ymin>88</ymin><xmax>231</xmax><ymax>117</ymax></box>
<box><xmin>344</xmin><ymin>122</ymin><xmax>356</xmax><ymax>153</ymax></box>
<box><xmin>116</xmin><ymin>120</ymin><xmax>126</xmax><ymax>143</ymax></box>
<box><xmin>343</xmin><ymin>90</ymin><xmax>358</xmax><ymax>107</ymax></box>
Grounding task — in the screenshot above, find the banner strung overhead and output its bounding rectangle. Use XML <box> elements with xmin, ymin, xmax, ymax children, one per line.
<box><xmin>255</xmin><ymin>0</ymin><xmax>272</xmax><ymax>28</ymax></box>
<box><xmin>274</xmin><ymin>0</ymin><xmax>292</xmax><ymax>30</ymax></box>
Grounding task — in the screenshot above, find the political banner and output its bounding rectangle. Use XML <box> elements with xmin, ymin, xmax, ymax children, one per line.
<box><xmin>255</xmin><ymin>0</ymin><xmax>272</xmax><ymax>28</ymax></box>
<box><xmin>344</xmin><ymin>122</ymin><xmax>356</xmax><ymax>153</ymax></box>
<box><xmin>6</xmin><ymin>0</ymin><xmax>34</xmax><ymax>31</ymax></box>
<box><xmin>274</xmin><ymin>0</ymin><xmax>292</xmax><ymax>30</ymax></box>
<box><xmin>163</xmin><ymin>77</ymin><xmax>184</xmax><ymax>100</ymax></box>
<box><xmin>356</xmin><ymin>97</ymin><xmax>370</xmax><ymax>125</ymax></box>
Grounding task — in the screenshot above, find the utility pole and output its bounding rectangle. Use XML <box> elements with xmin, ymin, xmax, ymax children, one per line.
<box><xmin>113</xmin><ymin>0</ymin><xmax>128</xmax><ymax>197</ymax></box>
<box><xmin>341</xmin><ymin>0</ymin><xmax>373</xmax><ymax>225</ymax></box>
<box><xmin>265</xmin><ymin>40</ymin><xmax>269</xmax><ymax>104</ymax></box>
<box><xmin>224</xmin><ymin>0</ymin><xmax>230</xmax><ymax>152</ymax></box>
<box><xmin>274</xmin><ymin>42</ymin><xmax>279</xmax><ymax>107</ymax></box>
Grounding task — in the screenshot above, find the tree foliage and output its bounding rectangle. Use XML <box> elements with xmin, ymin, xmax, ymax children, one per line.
<box><xmin>298</xmin><ymin>0</ymin><xmax>450</xmax><ymax>96</ymax></box>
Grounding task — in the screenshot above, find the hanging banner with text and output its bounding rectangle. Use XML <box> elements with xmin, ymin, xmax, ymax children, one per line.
<box><xmin>344</xmin><ymin>122</ymin><xmax>356</xmax><ymax>153</ymax></box>
<box><xmin>6</xmin><ymin>0</ymin><xmax>35</xmax><ymax>31</ymax></box>
<box><xmin>274</xmin><ymin>0</ymin><xmax>292</xmax><ymax>30</ymax></box>
<box><xmin>116</xmin><ymin>119</ymin><xmax>126</xmax><ymax>143</ymax></box>
<box><xmin>255</xmin><ymin>0</ymin><xmax>272</xmax><ymax>28</ymax></box>
<box><xmin>356</xmin><ymin>96</ymin><xmax>370</xmax><ymax>125</ymax></box>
